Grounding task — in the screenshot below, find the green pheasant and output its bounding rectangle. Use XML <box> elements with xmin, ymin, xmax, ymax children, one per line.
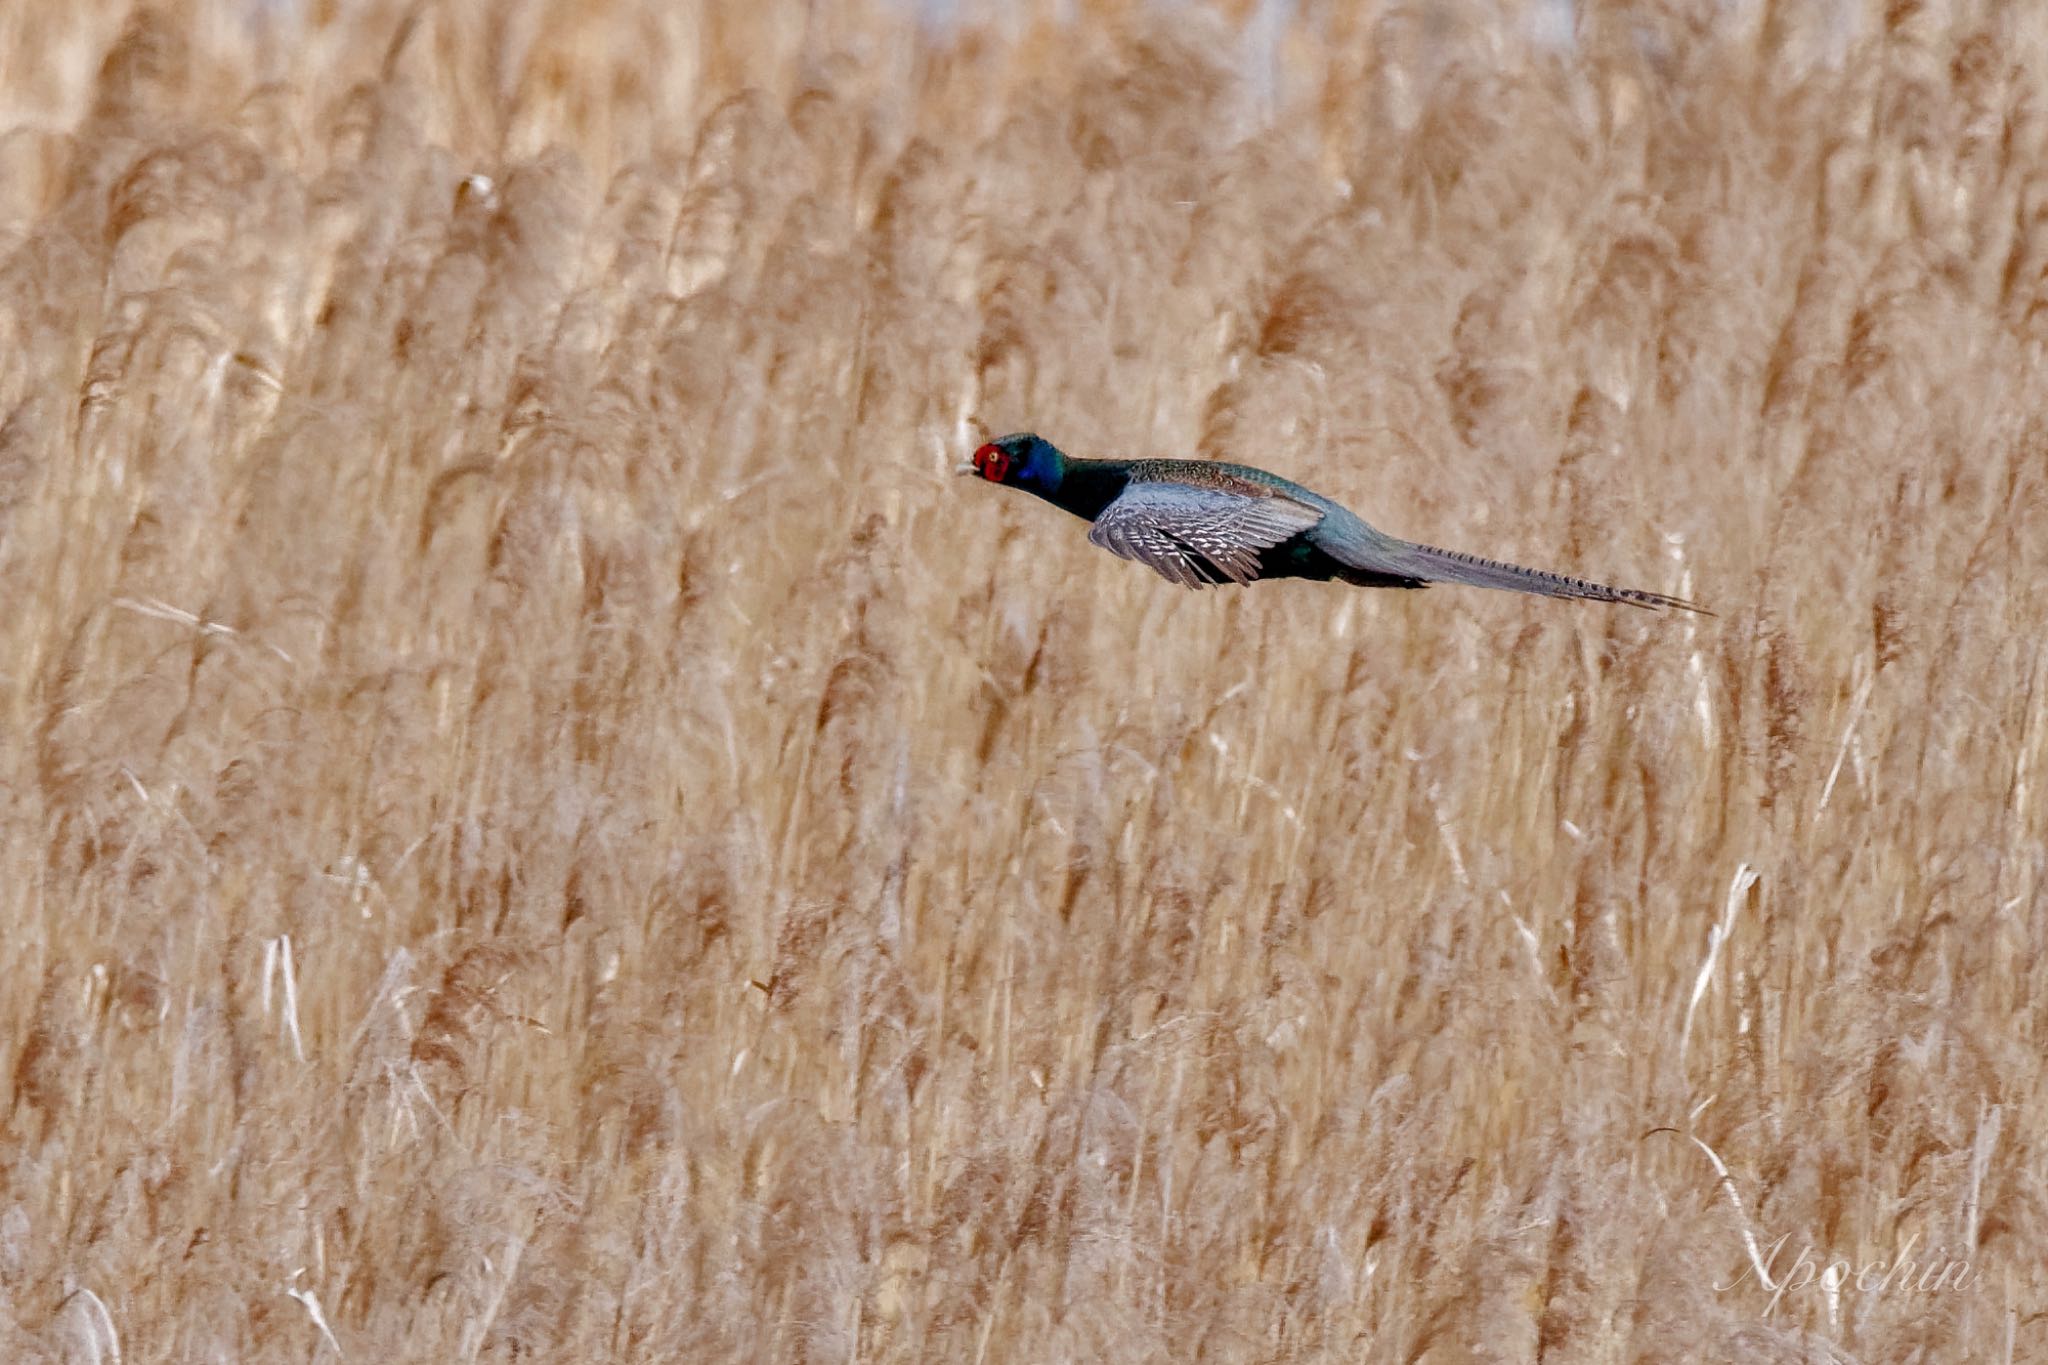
<box><xmin>959</xmin><ymin>433</ymin><xmax>1706</xmax><ymax>613</ymax></box>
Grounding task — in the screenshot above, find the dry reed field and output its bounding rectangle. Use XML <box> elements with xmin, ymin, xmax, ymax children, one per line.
<box><xmin>1</xmin><ymin>0</ymin><xmax>2044</xmax><ymax>1360</ymax></box>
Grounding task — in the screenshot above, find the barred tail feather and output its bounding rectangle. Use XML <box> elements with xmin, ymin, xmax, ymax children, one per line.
<box><xmin>1385</xmin><ymin>541</ymin><xmax>1711</xmax><ymax>614</ymax></box>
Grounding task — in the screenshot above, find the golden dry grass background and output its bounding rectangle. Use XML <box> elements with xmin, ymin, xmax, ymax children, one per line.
<box><xmin>0</xmin><ymin>1</ymin><xmax>2043</xmax><ymax>1360</ymax></box>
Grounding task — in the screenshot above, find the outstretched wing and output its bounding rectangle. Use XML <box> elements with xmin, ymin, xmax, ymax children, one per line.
<box><xmin>1088</xmin><ymin>480</ymin><xmax>1325</xmax><ymax>588</ymax></box>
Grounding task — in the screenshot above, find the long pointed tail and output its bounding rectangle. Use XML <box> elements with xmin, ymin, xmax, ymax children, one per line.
<box><xmin>1370</xmin><ymin>540</ymin><xmax>1711</xmax><ymax>614</ymax></box>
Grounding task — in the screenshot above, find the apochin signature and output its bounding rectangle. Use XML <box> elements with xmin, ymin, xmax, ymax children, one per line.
<box><xmin>1719</xmin><ymin>1232</ymin><xmax>1980</xmax><ymax>1315</ymax></box>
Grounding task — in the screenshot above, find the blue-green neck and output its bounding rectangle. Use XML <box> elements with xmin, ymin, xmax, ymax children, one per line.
<box><xmin>1029</xmin><ymin>455</ymin><xmax>1130</xmax><ymax>523</ymax></box>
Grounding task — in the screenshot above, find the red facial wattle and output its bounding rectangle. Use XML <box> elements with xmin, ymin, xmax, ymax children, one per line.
<box><xmin>972</xmin><ymin>443</ymin><xmax>1010</xmax><ymax>482</ymax></box>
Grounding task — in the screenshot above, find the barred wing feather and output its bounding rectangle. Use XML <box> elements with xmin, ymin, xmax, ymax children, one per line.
<box><xmin>1088</xmin><ymin>482</ymin><xmax>1325</xmax><ymax>588</ymax></box>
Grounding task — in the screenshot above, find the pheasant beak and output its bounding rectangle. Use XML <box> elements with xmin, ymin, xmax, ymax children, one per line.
<box><xmin>954</xmin><ymin>461</ymin><xmax>977</xmax><ymax>476</ymax></box>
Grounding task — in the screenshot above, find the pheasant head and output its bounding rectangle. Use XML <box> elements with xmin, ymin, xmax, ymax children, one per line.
<box><xmin>960</xmin><ymin>432</ymin><xmax>1065</xmax><ymax>495</ymax></box>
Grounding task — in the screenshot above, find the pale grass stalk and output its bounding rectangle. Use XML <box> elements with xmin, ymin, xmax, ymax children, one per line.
<box><xmin>261</xmin><ymin>934</ymin><xmax>306</xmax><ymax>1063</ymax></box>
<box><xmin>457</xmin><ymin>1236</ymin><xmax>526</xmax><ymax>1364</ymax></box>
<box><xmin>110</xmin><ymin>594</ymin><xmax>296</xmax><ymax>661</ymax></box>
<box><xmin>284</xmin><ymin>1270</ymin><xmax>344</xmax><ymax>1359</ymax></box>
<box><xmin>1510</xmin><ymin>910</ymin><xmax>1542</xmax><ymax>980</ymax></box>
<box><xmin>1425</xmin><ymin>775</ymin><xmax>1470</xmax><ymax>886</ymax></box>
<box><xmin>2003</xmin><ymin>642</ymin><xmax>2046</xmax><ymax>908</ymax></box>
<box><xmin>1661</xmin><ymin>1130</ymin><xmax>1777</xmax><ymax>1295</ymax></box>
<box><xmin>109</xmin><ymin>595</ymin><xmax>236</xmax><ymax>636</ymax></box>
<box><xmin>384</xmin><ymin>1061</ymin><xmax>457</xmax><ymax>1146</ymax></box>
<box><xmin>1691</xmin><ymin>641</ymin><xmax>1715</xmax><ymax>747</ymax></box>
<box><xmin>344</xmin><ymin>949</ymin><xmax>415</xmax><ymax>1058</ymax></box>
<box><xmin>996</xmin><ymin>895</ymin><xmax>1015</xmax><ymax>1130</ymax></box>
<box><xmin>1118</xmin><ymin>1106</ymin><xmax>1147</xmax><ymax>1303</ymax></box>
<box><xmin>1680</xmin><ymin>862</ymin><xmax>1758</xmax><ymax>1070</ymax></box>
<box><xmin>1966</xmin><ymin>1100</ymin><xmax>2002</xmax><ymax>1250</ymax></box>
<box><xmin>1156</xmin><ymin>1045</ymin><xmax>1187</xmax><ymax>1332</ymax></box>
<box><xmin>61</xmin><ymin>1286</ymin><xmax>120</xmax><ymax>1365</ymax></box>
<box><xmin>1816</xmin><ymin>664</ymin><xmax>1875</xmax><ymax>816</ymax></box>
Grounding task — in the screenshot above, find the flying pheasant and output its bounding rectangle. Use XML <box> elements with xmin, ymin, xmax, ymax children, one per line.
<box><xmin>959</xmin><ymin>433</ymin><xmax>1706</xmax><ymax>613</ymax></box>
